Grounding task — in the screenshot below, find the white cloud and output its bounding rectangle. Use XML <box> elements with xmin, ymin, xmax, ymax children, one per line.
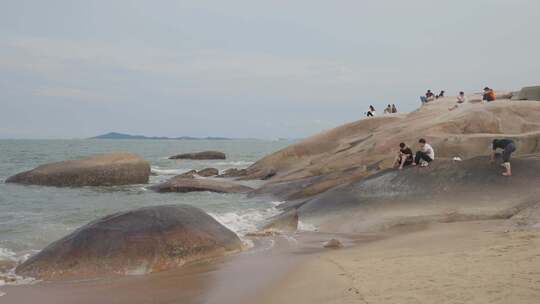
<box><xmin>32</xmin><ymin>86</ymin><xmax>106</xmax><ymax>102</ymax></box>
<box><xmin>0</xmin><ymin>35</ymin><xmax>369</xmax><ymax>103</ymax></box>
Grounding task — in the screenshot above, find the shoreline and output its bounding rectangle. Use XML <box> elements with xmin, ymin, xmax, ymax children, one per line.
<box><xmin>3</xmin><ymin>218</ymin><xmax>540</xmax><ymax>303</ymax></box>
<box><xmin>1</xmin><ymin>231</ymin><xmax>373</xmax><ymax>303</ymax></box>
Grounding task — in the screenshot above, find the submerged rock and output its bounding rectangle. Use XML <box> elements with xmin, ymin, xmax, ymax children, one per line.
<box><xmin>169</xmin><ymin>151</ymin><xmax>226</xmax><ymax>160</ymax></box>
<box><xmin>16</xmin><ymin>205</ymin><xmax>242</xmax><ymax>280</ymax></box>
<box><xmin>197</xmin><ymin>168</ymin><xmax>219</xmax><ymax>177</ymax></box>
<box><xmin>6</xmin><ymin>152</ymin><xmax>150</xmax><ymax>187</ymax></box>
<box><xmin>150</xmin><ymin>176</ymin><xmax>253</xmax><ymax>193</ymax></box>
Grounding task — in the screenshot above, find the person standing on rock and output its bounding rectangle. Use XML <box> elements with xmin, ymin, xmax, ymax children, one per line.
<box><xmin>393</xmin><ymin>143</ymin><xmax>414</xmax><ymax>170</ymax></box>
<box><xmin>412</xmin><ymin>138</ymin><xmax>435</xmax><ymax>167</ymax></box>
<box><xmin>490</xmin><ymin>139</ymin><xmax>516</xmax><ymax>176</ymax></box>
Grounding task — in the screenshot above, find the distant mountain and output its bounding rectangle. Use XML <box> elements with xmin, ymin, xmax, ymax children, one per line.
<box><xmin>90</xmin><ymin>132</ymin><xmax>231</xmax><ymax>140</ymax></box>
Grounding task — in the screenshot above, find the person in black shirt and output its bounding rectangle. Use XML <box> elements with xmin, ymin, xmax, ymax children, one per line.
<box><xmin>393</xmin><ymin>142</ymin><xmax>414</xmax><ymax>170</ymax></box>
<box><xmin>366</xmin><ymin>105</ymin><xmax>376</xmax><ymax>117</ymax></box>
<box><xmin>490</xmin><ymin>139</ymin><xmax>516</xmax><ymax>176</ymax></box>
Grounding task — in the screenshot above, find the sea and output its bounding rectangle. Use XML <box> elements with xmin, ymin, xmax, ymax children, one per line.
<box><xmin>0</xmin><ymin>138</ymin><xmax>293</xmax><ymax>289</ymax></box>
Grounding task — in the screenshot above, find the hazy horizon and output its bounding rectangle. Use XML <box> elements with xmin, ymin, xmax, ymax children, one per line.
<box><xmin>1</xmin><ymin>0</ymin><xmax>539</xmax><ymax>139</ymax></box>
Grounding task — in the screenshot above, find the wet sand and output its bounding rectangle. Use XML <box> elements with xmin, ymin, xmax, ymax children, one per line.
<box><xmin>2</xmin><ymin>232</ymin><xmax>374</xmax><ymax>304</ymax></box>
<box><xmin>256</xmin><ymin>220</ymin><xmax>540</xmax><ymax>304</ymax></box>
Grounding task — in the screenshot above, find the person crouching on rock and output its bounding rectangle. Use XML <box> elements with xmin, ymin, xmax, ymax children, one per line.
<box><xmin>366</xmin><ymin>105</ymin><xmax>376</xmax><ymax>117</ymax></box>
<box><xmin>490</xmin><ymin>139</ymin><xmax>516</xmax><ymax>176</ymax></box>
<box><xmin>483</xmin><ymin>87</ymin><xmax>496</xmax><ymax>102</ymax></box>
<box><xmin>393</xmin><ymin>142</ymin><xmax>414</xmax><ymax>170</ymax></box>
<box><xmin>412</xmin><ymin>138</ymin><xmax>435</xmax><ymax>167</ymax></box>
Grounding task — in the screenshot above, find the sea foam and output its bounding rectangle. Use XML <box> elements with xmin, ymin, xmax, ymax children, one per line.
<box><xmin>209</xmin><ymin>202</ymin><xmax>282</xmax><ymax>237</ymax></box>
<box><xmin>151</xmin><ymin>167</ymin><xmax>192</xmax><ymax>175</ymax></box>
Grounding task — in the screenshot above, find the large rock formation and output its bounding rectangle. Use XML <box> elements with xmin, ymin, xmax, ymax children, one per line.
<box><xmin>6</xmin><ymin>152</ymin><xmax>150</xmax><ymax>187</ymax></box>
<box><xmin>517</xmin><ymin>86</ymin><xmax>540</xmax><ymax>101</ymax></box>
<box><xmin>150</xmin><ymin>176</ymin><xmax>253</xmax><ymax>193</ymax></box>
<box><xmin>16</xmin><ymin>205</ymin><xmax>242</xmax><ymax>280</ymax></box>
<box><xmin>169</xmin><ymin>151</ymin><xmax>226</xmax><ymax>160</ymax></box>
<box><xmin>246</xmin><ymin>97</ymin><xmax>540</xmax><ymax>200</ymax></box>
<box><xmin>291</xmin><ymin>155</ymin><xmax>540</xmax><ymax>233</ymax></box>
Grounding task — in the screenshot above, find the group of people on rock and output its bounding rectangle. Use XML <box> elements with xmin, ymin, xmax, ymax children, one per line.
<box><xmin>392</xmin><ymin>138</ymin><xmax>435</xmax><ymax>170</ymax></box>
<box><xmin>384</xmin><ymin>104</ymin><xmax>398</xmax><ymax>114</ymax></box>
<box><xmin>393</xmin><ymin>138</ymin><xmax>516</xmax><ymax>176</ymax></box>
<box><xmin>420</xmin><ymin>90</ymin><xmax>445</xmax><ymax>104</ymax></box>
<box><xmin>366</xmin><ymin>104</ymin><xmax>398</xmax><ymax>117</ymax></box>
<box><xmin>421</xmin><ymin>87</ymin><xmax>497</xmax><ymax>109</ymax></box>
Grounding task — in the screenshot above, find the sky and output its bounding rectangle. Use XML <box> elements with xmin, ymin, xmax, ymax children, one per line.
<box><xmin>1</xmin><ymin>0</ymin><xmax>539</xmax><ymax>139</ymax></box>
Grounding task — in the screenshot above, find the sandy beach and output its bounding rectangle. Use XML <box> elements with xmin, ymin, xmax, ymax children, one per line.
<box><xmin>255</xmin><ymin>220</ymin><xmax>540</xmax><ymax>304</ymax></box>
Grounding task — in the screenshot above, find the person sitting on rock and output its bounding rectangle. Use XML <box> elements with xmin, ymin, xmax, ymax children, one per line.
<box><xmin>384</xmin><ymin>104</ymin><xmax>392</xmax><ymax>114</ymax></box>
<box><xmin>436</xmin><ymin>90</ymin><xmax>445</xmax><ymax>99</ymax></box>
<box><xmin>449</xmin><ymin>91</ymin><xmax>468</xmax><ymax>111</ymax></box>
<box><xmin>490</xmin><ymin>138</ymin><xmax>516</xmax><ymax>176</ymax></box>
<box><xmin>457</xmin><ymin>91</ymin><xmax>467</xmax><ymax>103</ymax></box>
<box><xmin>420</xmin><ymin>90</ymin><xmax>435</xmax><ymax>104</ymax></box>
<box><xmin>483</xmin><ymin>87</ymin><xmax>496</xmax><ymax>102</ymax></box>
<box><xmin>391</xmin><ymin>104</ymin><xmax>397</xmax><ymax>113</ymax></box>
<box><xmin>393</xmin><ymin>142</ymin><xmax>414</xmax><ymax>170</ymax></box>
<box><xmin>412</xmin><ymin>138</ymin><xmax>435</xmax><ymax>167</ymax></box>
<box><xmin>366</xmin><ymin>105</ymin><xmax>376</xmax><ymax>117</ymax></box>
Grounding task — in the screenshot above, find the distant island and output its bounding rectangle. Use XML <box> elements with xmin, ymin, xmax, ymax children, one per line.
<box><xmin>90</xmin><ymin>132</ymin><xmax>231</xmax><ymax>140</ymax></box>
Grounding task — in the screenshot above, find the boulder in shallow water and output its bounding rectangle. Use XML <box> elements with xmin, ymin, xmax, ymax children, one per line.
<box><xmin>169</xmin><ymin>151</ymin><xmax>226</xmax><ymax>160</ymax></box>
<box><xmin>150</xmin><ymin>176</ymin><xmax>253</xmax><ymax>193</ymax></box>
<box><xmin>177</xmin><ymin>170</ymin><xmax>197</xmax><ymax>178</ymax></box>
<box><xmin>16</xmin><ymin>205</ymin><xmax>242</xmax><ymax>280</ymax></box>
<box><xmin>6</xmin><ymin>152</ymin><xmax>150</xmax><ymax>187</ymax></box>
<box><xmin>197</xmin><ymin>168</ymin><xmax>219</xmax><ymax>177</ymax></box>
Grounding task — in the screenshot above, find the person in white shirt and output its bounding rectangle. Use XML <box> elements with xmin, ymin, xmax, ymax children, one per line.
<box><xmin>449</xmin><ymin>91</ymin><xmax>468</xmax><ymax>111</ymax></box>
<box><xmin>412</xmin><ymin>138</ymin><xmax>435</xmax><ymax>167</ymax></box>
<box><xmin>457</xmin><ymin>91</ymin><xmax>467</xmax><ymax>103</ymax></box>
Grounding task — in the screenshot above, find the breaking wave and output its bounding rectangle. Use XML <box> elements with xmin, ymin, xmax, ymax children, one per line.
<box><xmin>209</xmin><ymin>203</ymin><xmax>283</xmax><ymax>237</ymax></box>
